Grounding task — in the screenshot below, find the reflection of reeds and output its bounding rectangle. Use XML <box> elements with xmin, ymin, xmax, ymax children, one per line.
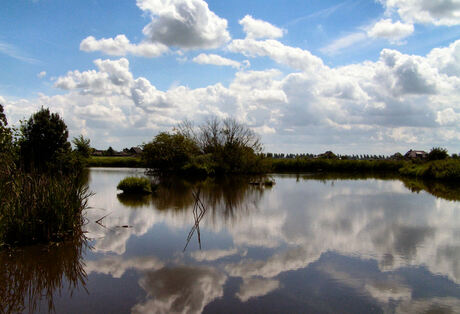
<box><xmin>0</xmin><ymin>235</ymin><xmax>88</xmax><ymax>313</ymax></box>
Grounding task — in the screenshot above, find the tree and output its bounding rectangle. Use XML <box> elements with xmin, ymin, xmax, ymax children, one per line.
<box><xmin>19</xmin><ymin>107</ymin><xmax>71</xmax><ymax>172</ymax></box>
<box><xmin>142</xmin><ymin>132</ymin><xmax>200</xmax><ymax>173</ymax></box>
<box><xmin>72</xmin><ymin>135</ymin><xmax>92</xmax><ymax>158</ymax></box>
<box><xmin>0</xmin><ymin>104</ymin><xmax>12</xmax><ymax>154</ymax></box>
<box><xmin>105</xmin><ymin>146</ymin><xmax>115</xmax><ymax>156</ymax></box>
<box><xmin>428</xmin><ymin>147</ymin><xmax>448</xmax><ymax>161</ymax></box>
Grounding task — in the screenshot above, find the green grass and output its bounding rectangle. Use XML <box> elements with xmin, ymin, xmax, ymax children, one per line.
<box><xmin>399</xmin><ymin>159</ymin><xmax>460</xmax><ymax>180</ymax></box>
<box><xmin>117</xmin><ymin>176</ymin><xmax>156</xmax><ymax>194</ymax></box>
<box><xmin>269</xmin><ymin>158</ymin><xmax>406</xmax><ymax>173</ymax></box>
<box><xmin>87</xmin><ymin>156</ymin><xmax>144</xmax><ymax>168</ymax></box>
<box><xmin>0</xmin><ymin>171</ymin><xmax>91</xmax><ymax>247</ymax></box>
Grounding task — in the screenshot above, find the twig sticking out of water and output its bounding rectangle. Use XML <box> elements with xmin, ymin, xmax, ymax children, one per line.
<box><xmin>183</xmin><ymin>188</ymin><xmax>208</xmax><ymax>252</ymax></box>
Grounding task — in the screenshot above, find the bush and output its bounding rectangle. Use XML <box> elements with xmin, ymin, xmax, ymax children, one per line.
<box><xmin>428</xmin><ymin>147</ymin><xmax>448</xmax><ymax>161</ymax></box>
<box><xmin>399</xmin><ymin>159</ymin><xmax>460</xmax><ymax>180</ymax></box>
<box><xmin>142</xmin><ymin>132</ymin><xmax>200</xmax><ymax>173</ymax></box>
<box><xmin>143</xmin><ymin>118</ymin><xmax>266</xmax><ymax>175</ymax></box>
<box><xmin>117</xmin><ymin>177</ymin><xmax>156</xmax><ymax>194</ymax></box>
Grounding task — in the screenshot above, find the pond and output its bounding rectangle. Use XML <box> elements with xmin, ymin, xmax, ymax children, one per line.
<box><xmin>2</xmin><ymin>168</ymin><xmax>460</xmax><ymax>313</ymax></box>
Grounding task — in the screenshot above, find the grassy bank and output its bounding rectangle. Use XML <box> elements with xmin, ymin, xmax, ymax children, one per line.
<box><xmin>87</xmin><ymin>156</ymin><xmax>145</xmax><ymax>168</ymax></box>
<box><xmin>269</xmin><ymin>158</ymin><xmax>406</xmax><ymax>174</ymax></box>
<box><xmin>399</xmin><ymin>159</ymin><xmax>460</xmax><ymax>180</ymax></box>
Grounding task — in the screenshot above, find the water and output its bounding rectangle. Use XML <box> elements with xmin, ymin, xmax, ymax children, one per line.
<box><xmin>2</xmin><ymin>168</ymin><xmax>460</xmax><ymax>313</ymax></box>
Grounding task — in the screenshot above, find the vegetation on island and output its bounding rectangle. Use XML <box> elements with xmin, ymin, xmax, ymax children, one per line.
<box><xmin>117</xmin><ymin>176</ymin><xmax>158</xmax><ymax>194</ymax></box>
<box><xmin>142</xmin><ymin>118</ymin><xmax>267</xmax><ymax>175</ymax></box>
<box><xmin>0</xmin><ymin>105</ymin><xmax>90</xmax><ymax>247</ymax></box>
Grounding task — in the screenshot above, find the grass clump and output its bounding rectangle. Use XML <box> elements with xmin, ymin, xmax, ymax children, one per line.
<box><xmin>117</xmin><ymin>177</ymin><xmax>156</xmax><ymax>194</ymax></box>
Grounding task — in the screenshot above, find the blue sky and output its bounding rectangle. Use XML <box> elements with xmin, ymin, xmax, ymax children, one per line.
<box><xmin>1</xmin><ymin>0</ymin><xmax>460</xmax><ymax>154</ymax></box>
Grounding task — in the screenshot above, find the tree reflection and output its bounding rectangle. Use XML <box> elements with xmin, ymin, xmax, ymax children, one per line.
<box><xmin>0</xmin><ymin>236</ymin><xmax>88</xmax><ymax>313</ymax></box>
<box><xmin>115</xmin><ymin>175</ymin><xmax>269</xmax><ymax>215</ymax></box>
<box><xmin>298</xmin><ymin>172</ymin><xmax>460</xmax><ymax>202</ymax></box>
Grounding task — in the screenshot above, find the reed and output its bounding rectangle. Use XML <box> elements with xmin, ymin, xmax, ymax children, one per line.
<box><xmin>0</xmin><ymin>170</ymin><xmax>90</xmax><ymax>247</ymax></box>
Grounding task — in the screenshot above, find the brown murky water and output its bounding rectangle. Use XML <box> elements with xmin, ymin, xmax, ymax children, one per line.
<box><xmin>2</xmin><ymin>168</ymin><xmax>460</xmax><ymax>313</ymax></box>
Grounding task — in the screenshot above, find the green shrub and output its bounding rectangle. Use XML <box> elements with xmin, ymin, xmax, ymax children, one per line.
<box><xmin>428</xmin><ymin>147</ymin><xmax>449</xmax><ymax>161</ymax></box>
<box><xmin>117</xmin><ymin>177</ymin><xmax>156</xmax><ymax>194</ymax></box>
<box><xmin>399</xmin><ymin>159</ymin><xmax>460</xmax><ymax>180</ymax></box>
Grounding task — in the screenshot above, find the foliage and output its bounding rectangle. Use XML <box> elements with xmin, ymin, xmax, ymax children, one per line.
<box><xmin>0</xmin><ymin>105</ymin><xmax>13</xmax><ymax>154</ymax></box>
<box><xmin>142</xmin><ymin>132</ymin><xmax>200</xmax><ymax>173</ymax></box>
<box><xmin>117</xmin><ymin>177</ymin><xmax>156</xmax><ymax>194</ymax></box>
<box><xmin>87</xmin><ymin>156</ymin><xmax>144</xmax><ymax>167</ymax></box>
<box><xmin>144</xmin><ymin>117</ymin><xmax>266</xmax><ymax>175</ymax></box>
<box><xmin>428</xmin><ymin>147</ymin><xmax>449</xmax><ymax>161</ymax></box>
<box><xmin>0</xmin><ymin>171</ymin><xmax>90</xmax><ymax>246</ymax></box>
<box><xmin>0</xmin><ymin>107</ymin><xmax>89</xmax><ymax>247</ymax></box>
<box><xmin>19</xmin><ymin>107</ymin><xmax>72</xmax><ymax>173</ymax></box>
<box><xmin>399</xmin><ymin>159</ymin><xmax>460</xmax><ymax>180</ymax></box>
<box><xmin>72</xmin><ymin>135</ymin><xmax>92</xmax><ymax>158</ymax></box>
<box><xmin>104</xmin><ymin>146</ymin><xmax>115</xmax><ymax>156</ymax></box>
<box><xmin>269</xmin><ymin>158</ymin><xmax>406</xmax><ymax>173</ymax></box>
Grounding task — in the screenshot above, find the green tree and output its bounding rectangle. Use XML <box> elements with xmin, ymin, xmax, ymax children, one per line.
<box><xmin>142</xmin><ymin>132</ymin><xmax>200</xmax><ymax>173</ymax></box>
<box><xmin>428</xmin><ymin>147</ymin><xmax>448</xmax><ymax>161</ymax></box>
<box><xmin>0</xmin><ymin>104</ymin><xmax>12</xmax><ymax>154</ymax></box>
<box><xmin>104</xmin><ymin>146</ymin><xmax>115</xmax><ymax>156</ymax></box>
<box><xmin>19</xmin><ymin>107</ymin><xmax>71</xmax><ymax>172</ymax></box>
<box><xmin>72</xmin><ymin>135</ymin><xmax>92</xmax><ymax>158</ymax></box>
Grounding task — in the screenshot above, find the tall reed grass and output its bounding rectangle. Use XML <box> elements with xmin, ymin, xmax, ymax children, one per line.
<box><xmin>0</xmin><ymin>162</ymin><xmax>91</xmax><ymax>246</ymax></box>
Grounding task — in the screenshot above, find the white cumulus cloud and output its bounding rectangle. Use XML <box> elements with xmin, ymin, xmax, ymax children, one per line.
<box><xmin>80</xmin><ymin>34</ymin><xmax>168</xmax><ymax>57</ymax></box>
<box><xmin>381</xmin><ymin>0</ymin><xmax>460</xmax><ymax>26</ymax></box>
<box><xmin>192</xmin><ymin>53</ymin><xmax>244</xmax><ymax>69</ymax></box>
<box><xmin>239</xmin><ymin>15</ymin><xmax>285</xmax><ymax>39</ymax></box>
<box><xmin>368</xmin><ymin>19</ymin><xmax>414</xmax><ymax>43</ymax></box>
<box><xmin>138</xmin><ymin>0</ymin><xmax>231</xmax><ymax>49</ymax></box>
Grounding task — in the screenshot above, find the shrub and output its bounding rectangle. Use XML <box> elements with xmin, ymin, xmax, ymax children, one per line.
<box><xmin>117</xmin><ymin>177</ymin><xmax>156</xmax><ymax>194</ymax></box>
<box><xmin>142</xmin><ymin>132</ymin><xmax>200</xmax><ymax>173</ymax></box>
<box><xmin>428</xmin><ymin>147</ymin><xmax>448</xmax><ymax>161</ymax></box>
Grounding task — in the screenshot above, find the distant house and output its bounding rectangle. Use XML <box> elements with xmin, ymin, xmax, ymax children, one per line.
<box><xmin>404</xmin><ymin>149</ymin><xmax>427</xmax><ymax>159</ymax></box>
<box><xmin>129</xmin><ymin>147</ymin><xmax>143</xmax><ymax>155</ymax></box>
<box><xmin>92</xmin><ymin>149</ymin><xmax>104</xmax><ymax>156</ymax></box>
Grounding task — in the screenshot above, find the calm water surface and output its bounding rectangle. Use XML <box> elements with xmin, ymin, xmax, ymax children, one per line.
<box><xmin>2</xmin><ymin>168</ymin><xmax>460</xmax><ymax>313</ymax></box>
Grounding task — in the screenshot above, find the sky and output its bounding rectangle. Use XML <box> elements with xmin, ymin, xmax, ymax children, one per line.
<box><xmin>1</xmin><ymin>0</ymin><xmax>460</xmax><ymax>154</ymax></box>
